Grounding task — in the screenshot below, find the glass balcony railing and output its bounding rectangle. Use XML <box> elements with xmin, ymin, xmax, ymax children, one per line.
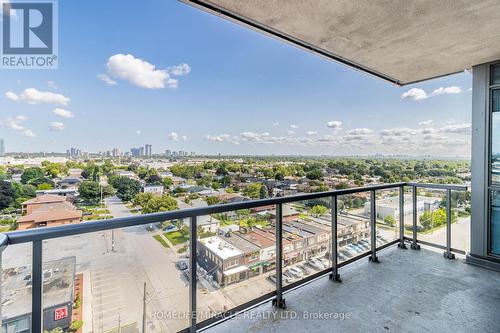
<box><xmin>0</xmin><ymin>182</ymin><xmax>468</xmax><ymax>333</ymax></box>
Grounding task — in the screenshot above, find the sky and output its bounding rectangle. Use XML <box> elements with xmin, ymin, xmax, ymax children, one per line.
<box><xmin>0</xmin><ymin>0</ymin><xmax>472</xmax><ymax>157</ymax></box>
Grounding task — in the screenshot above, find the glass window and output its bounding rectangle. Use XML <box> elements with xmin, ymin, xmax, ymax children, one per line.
<box><xmin>493</xmin><ymin>89</ymin><xmax>500</xmax><ymax>113</ymax></box>
<box><xmin>491</xmin><ymin>64</ymin><xmax>500</xmax><ymax>85</ymax></box>
<box><xmin>491</xmin><ymin>191</ymin><xmax>500</xmax><ymax>255</ymax></box>
<box><xmin>492</xmin><ymin>110</ymin><xmax>500</xmax><ymax>185</ymax></box>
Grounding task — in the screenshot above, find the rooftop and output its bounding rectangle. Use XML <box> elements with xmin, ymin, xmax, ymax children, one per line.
<box><xmin>22</xmin><ymin>194</ymin><xmax>67</xmax><ymax>205</ymax></box>
<box><xmin>206</xmin><ymin>247</ymin><xmax>500</xmax><ymax>333</ymax></box>
<box><xmin>200</xmin><ymin>236</ymin><xmax>244</xmax><ymax>259</ymax></box>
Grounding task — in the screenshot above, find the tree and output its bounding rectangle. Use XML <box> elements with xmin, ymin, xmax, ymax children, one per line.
<box><xmin>259</xmin><ymin>185</ymin><xmax>269</xmax><ymax>199</ymax></box>
<box><xmin>384</xmin><ymin>215</ymin><xmax>396</xmax><ymax>227</ymax></box>
<box><xmin>419</xmin><ymin>211</ymin><xmax>432</xmax><ymax>229</ymax></box>
<box><xmin>132</xmin><ymin>192</ymin><xmax>154</xmax><ymax>207</ymax></box>
<box><xmin>0</xmin><ymin>181</ymin><xmax>15</xmax><ymax>210</ymax></box>
<box><xmin>306</xmin><ymin>169</ymin><xmax>322</xmax><ymax>180</ymax></box>
<box><xmin>243</xmin><ymin>183</ymin><xmax>262</xmax><ymax>199</ymax></box>
<box><xmin>163</xmin><ymin>177</ymin><xmax>173</xmax><ymax>189</ymax></box>
<box><xmin>142</xmin><ymin>195</ymin><xmax>178</xmax><ymax>214</ymax></box>
<box><xmin>146</xmin><ymin>174</ymin><xmax>162</xmax><ymax>185</ymax></box>
<box><xmin>310</xmin><ymin>205</ymin><xmax>328</xmax><ymax>217</ymax></box>
<box><xmin>110</xmin><ymin>177</ymin><xmax>141</xmax><ymax>202</ymax></box>
<box><xmin>79</xmin><ymin>181</ymin><xmax>101</xmax><ymax>203</ymax></box>
<box><xmin>21</xmin><ymin>167</ymin><xmax>44</xmax><ymax>184</ymax></box>
<box><xmin>37</xmin><ymin>183</ymin><xmax>53</xmax><ymax>190</ymax></box>
<box><xmin>205</xmin><ymin>196</ymin><xmax>221</xmax><ymax>206</ymax></box>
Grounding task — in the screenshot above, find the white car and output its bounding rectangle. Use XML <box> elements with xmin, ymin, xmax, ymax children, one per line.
<box><xmin>289</xmin><ymin>266</ymin><xmax>304</xmax><ymax>278</ymax></box>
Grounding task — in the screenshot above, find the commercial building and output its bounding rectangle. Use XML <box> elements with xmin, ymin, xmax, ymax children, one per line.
<box><xmin>0</xmin><ymin>138</ymin><xmax>5</xmax><ymax>156</ymax></box>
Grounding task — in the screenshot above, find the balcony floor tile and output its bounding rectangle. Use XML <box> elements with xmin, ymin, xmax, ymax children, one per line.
<box><xmin>205</xmin><ymin>246</ymin><xmax>500</xmax><ymax>333</ymax></box>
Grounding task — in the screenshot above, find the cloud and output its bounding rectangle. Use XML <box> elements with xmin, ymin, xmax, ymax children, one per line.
<box><xmin>401</xmin><ymin>88</ymin><xmax>427</xmax><ymax>101</ymax></box>
<box><xmin>49</xmin><ymin>122</ymin><xmax>65</xmax><ymax>131</ymax></box>
<box><xmin>401</xmin><ymin>86</ymin><xmax>463</xmax><ymax>101</ymax></box>
<box><xmin>327</xmin><ymin>121</ymin><xmax>342</xmax><ymax>129</ymax></box>
<box><xmin>52</xmin><ymin>108</ymin><xmax>74</xmax><ymax>118</ymax></box>
<box><xmin>181</xmin><ymin>135</ymin><xmax>188</xmax><ymax>141</ymax></box>
<box><xmin>306</xmin><ymin>131</ymin><xmax>317</xmax><ymax>135</ymax></box>
<box><xmin>418</xmin><ymin>120</ymin><xmax>433</xmax><ymax>126</ymax></box>
<box><xmin>1</xmin><ymin>118</ymin><xmax>24</xmax><ymax>130</ymax></box>
<box><xmin>272</xmin><ymin>122</ymin><xmax>279</xmax><ymax>127</ymax></box>
<box><xmin>166</xmin><ymin>78</ymin><xmax>178</xmax><ymax>89</ymax></box>
<box><xmin>136</xmin><ymin>130</ymin><xmax>142</xmax><ymax>135</ymax></box>
<box><xmin>168</xmin><ymin>132</ymin><xmax>179</xmax><ymax>141</ymax></box>
<box><xmin>346</xmin><ymin>128</ymin><xmax>373</xmax><ymax>135</ymax></box>
<box><xmin>103</xmin><ymin>54</ymin><xmax>189</xmax><ymax>89</ymax></box>
<box><xmin>204</xmin><ymin>134</ymin><xmax>240</xmax><ymax>145</ymax></box>
<box><xmin>287</xmin><ymin>130</ymin><xmax>296</xmax><ymax>135</ymax></box>
<box><xmin>440</xmin><ymin>123</ymin><xmax>471</xmax><ymax>134</ymax></box>
<box><xmin>167</xmin><ymin>63</ymin><xmax>191</xmax><ymax>76</ymax></box>
<box><xmin>5</xmin><ymin>88</ymin><xmax>70</xmax><ymax>106</ymax></box>
<box><xmin>290</xmin><ymin>124</ymin><xmax>299</xmax><ymax>129</ymax></box>
<box><xmin>380</xmin><ymin>127</ymin><xmax>417</xmax><ymax>137</ymax></box>
<box><xmin>47</xmin><ymin>81</ymin><xmax>57</xmax><ymax>90</ymax></box>
<box><xmin>1</xmin><ymin>115</ymin><xmax>36</xmax><ymax>138</ymax></box>
<box><xmin>432</xmin><ymin>86</ymin><xmax>462</xmax><ymax>95</ymax></box>
<box><xmin>97</xmin><ymin>73</ymin><xmax>117</xmax><ymax>85</ymax></box>
<box><xmin>21</xmin><ymin>129</ymin><xmax>35</xmax><ymax>138</ymax></box>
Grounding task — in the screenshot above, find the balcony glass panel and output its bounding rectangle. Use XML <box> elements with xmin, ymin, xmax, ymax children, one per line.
<box><xmin>337</xmin><ymin>193</ymin><xmax>371</xmax><ymax>260</ymax></box>
<box><xmin>415</xmin><ymin>188</ymin><xmax>447</xmax><ymax>247</ymax></box>
<box><xmin>2</xmin><ymin>243</ymin><xmax>32</xmax><ymax>333</ymax></box>
<box><xmin>281</xmin><ymin>199</ymin><xmax>332</xmax><ymax>286</ymax></box>
<box><xmin>451</xmin><ymin>190</ymin><xmax>471</xmax><ymax>252</ymax></box>
<box><xmin>41</xmin><ymin>220</ymin><xmax>190</xmax><ymax>333</ymax></box>
<box><xmin>374</xmin><ymin>189</ymin><xmax>401</xmax><ymax>247</ymax></box>
<box><xmin>196</xmin><ymin>206</ymin><xmax>276</xmax><ymax>323</ymax></box>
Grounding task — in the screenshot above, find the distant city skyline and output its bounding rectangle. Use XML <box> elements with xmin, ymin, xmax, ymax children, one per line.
<box><xmin>0</xmin><ymin>1</ymin><xmax>472</xmax><ymax>158</ymax></box>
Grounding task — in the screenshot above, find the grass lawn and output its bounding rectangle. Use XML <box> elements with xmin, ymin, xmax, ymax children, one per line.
<box><xmin>153</xmin><ymin>235</ymin><xmax>169</xmax><ymax>248</ymax></box>
<box><xmin>164</xmin><ymin>231</ymin><xmax>189</xmax><ymax>245</ymax></box>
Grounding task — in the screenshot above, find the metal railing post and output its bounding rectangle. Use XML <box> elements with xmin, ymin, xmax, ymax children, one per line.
<box><xmin>443</xmin><ymin>189</ymin><xmax>455</xmax><ymax>259</ymax></box>
<box><xmin>398</xmin><ymin>186</ymin><xmax>408</xmax><ymax>249</ymax></box>
<box><xmin>32</xmin><ymin>240</ymin><xmax>43</xmax><ymax>333</ymax></box>
<box><xmin>369</xmin><ymin>190</ymin><xmax>379</xmax><ymax>263</ymax></box>
<box><xmin>411</xmin><ymin>186</ymin><xmax>421</xmax><ymax>250</ymax></box>
<box><xmin>189</xmin><ymin>216</ymin><xmax>197</xmax><ymax>333</ymax></box>
<box><xmin>272</xmin><ymin>203</ymin><xmax>286</xmax><ymax>309</ymax></box>
<box><xmin>329</xmin><ymin>196</ymin><xmax>341</xmax><ymax>282</ymax></box>
<box><xmin>0</xmin><ymin>234</ymin><xmax>8</xmax><ymax>331</ymax></box>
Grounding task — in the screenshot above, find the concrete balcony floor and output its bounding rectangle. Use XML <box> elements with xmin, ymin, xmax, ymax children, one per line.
<box><xmin>205</xmin><ymin>246</ymin><xmax>500</xmax><ymax>333</ymax></box>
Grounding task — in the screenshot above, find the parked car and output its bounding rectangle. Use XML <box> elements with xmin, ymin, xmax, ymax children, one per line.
<box><xmin>283</xmin><ymin>271</ymin><xmax>296</xmax><ymax>283</ymax></box>
<box><xmin>267</xmin><ymin>274</ymin><xmax>277</xmax><ymax>284</ymax></box>
<box><xmin>306</xmin><ymin>259</ymin><xmax>323</xmax><ymax>271</ymax></box>
<box><xmin>297</xmin><ymin>264</ymin><xmax>312</xmax><ymax>275</ymax></box>
<box><xmin>337</xmin><ymin>252</ymin><xmax>347</xmax><ymax>261</ymax></box>
<box><xmin>341</xmin><ymin>248</ymin><xmax>355</xmax><ymax>257</ymax></box>
<box><xmin>311</xmin><ymin>258</ymin><xmax>326</xmax><ymax>269</ymax></box>
<box><xmin>289</xmin><ymin>266</ymin><xmax>304</xmax><ymax>278</ymax></box>
<box><xmin>176</xmin><ymin>261</ymin><xmax>188</xmax><ymax>271</ymax></box>
<box><xmin>318</xmin><ymin>257</ymin><xmax>330</xmax><ymax>267</ymax></box>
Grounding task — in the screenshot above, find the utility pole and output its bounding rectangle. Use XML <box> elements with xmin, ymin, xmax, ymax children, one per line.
<box><xmin>118</xmin><ymin>313</ymin><xmax>121</xmax><ymax>333</ymax></box>
<box><xmin>142</xmin><ymin>282</ymin><xmax>147</xmax><ymax>333</ymax></box>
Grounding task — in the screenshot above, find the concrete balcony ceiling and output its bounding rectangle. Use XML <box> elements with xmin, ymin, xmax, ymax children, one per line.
<box><xmin>183</xmin><ymin>0</ymin><xmax>500</xmax><ymax>85</ymax></box>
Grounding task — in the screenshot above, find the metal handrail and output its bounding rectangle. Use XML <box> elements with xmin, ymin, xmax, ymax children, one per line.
<box><xmin>0</xmin><ymin>181</ymin><xmax>469</xmax><ymax>333</ymax></box>
<box><xmin>5</xmin><ymin>182</ymin><xmax>406</xmax><ymax>244</ymax></box>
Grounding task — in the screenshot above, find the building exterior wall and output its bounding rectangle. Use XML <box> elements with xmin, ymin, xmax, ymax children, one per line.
<box><xmin>17</xmin><ymin>217</ymin><xmax>81</xmax><ymax>230</ymax></box>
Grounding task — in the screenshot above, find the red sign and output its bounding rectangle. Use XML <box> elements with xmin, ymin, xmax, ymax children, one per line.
<box><xmin>54</xmin><ymin>306</ymin><xmax>68</xmax><ymax>321</ymax></box>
